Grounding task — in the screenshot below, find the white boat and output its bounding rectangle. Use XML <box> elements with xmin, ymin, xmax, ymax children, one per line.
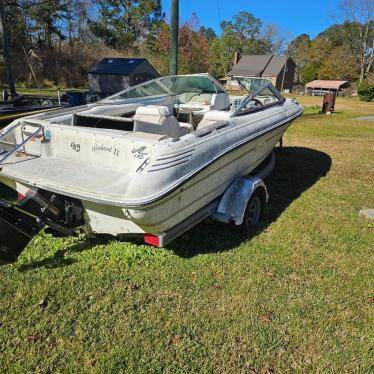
<box><xmin>0</xmin><ymin>74</ymin><xmax>302</xmax><ymax>263</ymax></box>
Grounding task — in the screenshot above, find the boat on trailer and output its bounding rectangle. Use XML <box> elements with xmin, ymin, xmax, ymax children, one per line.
<box><xmin>0</xmin><ymin>74</ymin><xmax>303</xmax><ymax>264</ymax></box>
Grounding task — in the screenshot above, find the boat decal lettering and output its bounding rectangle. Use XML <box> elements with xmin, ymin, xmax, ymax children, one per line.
<box><xmin>92</xmin><ymin>144</ymin><xmax>120</xmax><ymax>156</ymax></box>
<box><xmin>136</xmin><ymin>158</ymin><xmax>150</xmax><ymax>173</ymax></box>
<box><xmin>132</xmin><ymin>146</ymin><xmax>148</xmax><ymax>159</ymax></box>
<box><xmin>71</xmin><ymin>142</ymin><xmax>80</xmax><ymax>152</ymax></box>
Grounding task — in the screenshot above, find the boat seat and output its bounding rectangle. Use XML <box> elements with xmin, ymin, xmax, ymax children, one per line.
<box><xmin>179</xmin><ymin>122</ymin><xmax>194</xmax><ymax>136</ymax></box>
<box><xmin>196</xmin><ymin>110</ymin><xmax>231</xmax><ymax>130</ymax></box>
<box><xmin>133</xmin><ymin>105</ymin><xmax>181</xmax><ymax>139</ymax></box>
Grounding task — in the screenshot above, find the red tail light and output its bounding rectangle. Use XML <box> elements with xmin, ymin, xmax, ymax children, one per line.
<box><xmin>144</xmin><ymin>234</ymin><xmax>160</xmax><ymax>247</ymax></box>
<box><xmin>17</xmin><ymin>193</ymin><xmax>26</xmax><ymax>201</ymax></box>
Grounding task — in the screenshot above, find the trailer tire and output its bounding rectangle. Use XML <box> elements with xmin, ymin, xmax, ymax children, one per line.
<box><xmin>240</xmin><ymin>189</ymin><xmax>265</xmax><ymax>234</ymax></box>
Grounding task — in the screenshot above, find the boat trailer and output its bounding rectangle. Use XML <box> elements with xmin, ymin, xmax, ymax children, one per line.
<box><xmin>0</xmin><ymin>152</ymin><xmax>275</xmax><ymax>265</ymax></box>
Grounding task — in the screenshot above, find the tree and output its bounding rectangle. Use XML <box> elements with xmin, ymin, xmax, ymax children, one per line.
<box><xmin>232</xmin><ymin>11</ymin><xmax>262</xmax><ymax>43</ymax></box>
<box><xmin>208</xmin><ymin>11</ymin><xmax>280</xmax><ymax>78</ymax></box>
<box><xmin>28</xmin><ymin>0</ymin><xmax>69</xmax><ymax>48</ymax></box>
<box><xmin>339</xmin><ymin>0</ymin><xmax>374</xmax><ymax>83</ymax></box>
<box><xmin>199</xmin><ymin>26</ymin><xmax>216</xmax><ymax>42</ymax></box>
<box><xmin>261</xmin><ymin>23</ymin><xmax>288</xmax><ymax>54</ymax></box>
<box><xmin>300</xmin><ymin>63</ymin><xmax>318</xmax><ymax>84</ymax></box>
<box><xmin>219</xmin><ymin>11</ymin><xmax>264</xmax><ymax>54</ymax></box>
<box><xmin>89</xmin><ymin>0</ymin><xmax>164</xmax><ymax>51</ymax></box>
<box><xmin>288</xmin><ymin>34</ymin><xmax>311</xmax><ymax>69</ymax></box>
<box><xmin>318</xmin><ymin>24</ymin><xmax>346</xmax><ymax>46</ymax></box>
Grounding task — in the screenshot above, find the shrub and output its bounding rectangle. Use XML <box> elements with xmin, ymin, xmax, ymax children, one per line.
<box><xmin>41</xmin><ymin>79</ymin><xmax>57</xmax><ymax>89</ymax></box>
<box><xmin>358</xmin><ymin>80</ymin><xmax>374</xmax><ymax>102</ymax></box>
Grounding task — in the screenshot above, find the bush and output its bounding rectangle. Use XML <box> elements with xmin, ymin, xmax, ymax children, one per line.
<box><xmin>41</xmin><ymin>79</ymin><xmax>57</xmax><ymax>89</ymax></box>
<box><xmin>358</xmin><ymin>81</ymin><xmax>374</xmax><ymax>102</ymax></box>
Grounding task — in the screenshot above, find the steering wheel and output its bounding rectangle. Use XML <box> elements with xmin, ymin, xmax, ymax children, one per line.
<box><xmin>185</xmin><ymin>90</ymin><xmax>203</xmax><ymax>103</ymax></box>
<box><xmin>252</xmin><ymin>98</ymin><xmax>262</xmax><ymax>107</ymax></box>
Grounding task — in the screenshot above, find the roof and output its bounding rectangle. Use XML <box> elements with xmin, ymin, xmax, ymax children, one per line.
<box><xmin>88</xmin><ymin>58</ymin><xmax>148</xmax><ymax>75</ymax></box>
<box><xmin>305</xmin><ymin>80</ymin><xmax>350</xmax><ymax>90</ymax></box>
<box><xmin>229</xmin><ymin>55</ymin><xmax>272</xmax><ymax>76</ymax></box>
<box><xmin>229</xmin><ymin>55</ymin><xmax>291</xmax><ymax>77</ymax></box>
<box><xmin>262</xmin><ymin>56</ymin><xmax>288</xmax><ymax>77</ymax></box>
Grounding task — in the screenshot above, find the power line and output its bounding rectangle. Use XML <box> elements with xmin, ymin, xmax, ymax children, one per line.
<box><xmin>216</xmin><ymin>0</ymin><xmax>222</xmax><ymax>28</ymax></box>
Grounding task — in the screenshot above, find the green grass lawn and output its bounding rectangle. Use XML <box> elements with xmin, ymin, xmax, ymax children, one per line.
<box><xmin>0</xmin><ymin>96</ymin><xmax>373</xmax><ymax>373</ymax></box>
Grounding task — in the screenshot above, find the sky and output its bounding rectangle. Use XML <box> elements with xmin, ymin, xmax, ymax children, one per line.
<box><xmin>161</xmin><ymin>0</ymin><xmax>343</xmax><ymax>41</ymax></box>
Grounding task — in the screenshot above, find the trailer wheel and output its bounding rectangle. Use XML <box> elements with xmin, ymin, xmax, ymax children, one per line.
<box><xmin>240</xmin><ymin>191</ymin><xmax>265</xmax><ymax>234</ymax></box>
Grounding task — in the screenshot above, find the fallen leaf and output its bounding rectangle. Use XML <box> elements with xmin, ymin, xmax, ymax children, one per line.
<box><xmin>128</xmin><ymin>283</ymin><xmax>139</xmax><ymax>292</ymax></box>
<box><xmin>27</xmin><ymin>335</ymin><xmax>42</xmax><ymax>342</ymax></box>
<box><xmin>169</xmin><ymin>335</ymin><xmax>182</xmax><ymax>345</ymax></box>
<box><xmin>262</xmin><ymin>368</ymin><xmax>274</xmax><ymax>374</ymax></box>
<box><xmin>85</xmin><ymin>358</ymin><xmax>97</xmax><ymax>367</ymax></box>
<box><xmin>260</xmin><ymin>315</ymin><xmax>271</xmax><ymax>323</ymax></box>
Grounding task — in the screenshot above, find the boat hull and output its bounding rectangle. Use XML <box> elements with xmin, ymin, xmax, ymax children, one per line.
<box><xmin>80</xmin><ymin>120</ymin><xmax>290</xmax><ymax>236</ymax></box>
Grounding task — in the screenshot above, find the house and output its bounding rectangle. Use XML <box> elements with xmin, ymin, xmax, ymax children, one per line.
<box><xmin>88</xmin><ymin>58</ymin><xmax>160</xmax><ymax>99</ymax></box>
<box><xmin>228</xmin><ymin>54</ymin><xmax>297</xmax><ymax>92</ymax></box>
<box><xmin>305</xmin><ymin>80</ymin><xmax>350</xmax><ymax>96</ymax></box>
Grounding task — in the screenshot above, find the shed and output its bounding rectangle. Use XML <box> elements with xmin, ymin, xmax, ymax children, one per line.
<box><xmin>305</xmin><ymin>80</ymin><xmax>350</xmax><ymax>95</ymax></box>
<box><xmin>228</xmin><ymin>55</ymin><xmax>298</xmax><ymax>91</ymax></box>
<box><xmin>88</xmin><ymin>58</ymin><xmax>160</xmax><ymax>99</ymax></box>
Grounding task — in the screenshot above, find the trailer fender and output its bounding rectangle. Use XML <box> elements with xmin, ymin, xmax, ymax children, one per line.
<box><xmin>212</xmin><ymin>176</ymin><xmax>268</xmax><ymax>225</ymax></box>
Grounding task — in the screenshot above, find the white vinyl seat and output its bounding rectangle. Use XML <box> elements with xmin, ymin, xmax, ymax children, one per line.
<box><xmin>134</xmin><ymin>105</ymin><xmax>181</xmax><ymax>138</ymax></box>
<box><xmin>196</xmin><ymin>110</ymin><xmax>231</xmax><ymax>130</ymax></box>
<box><xmin>179</xmin><ymin>122</ymin><xmax>194</xmax><ymax>136</ymax></box>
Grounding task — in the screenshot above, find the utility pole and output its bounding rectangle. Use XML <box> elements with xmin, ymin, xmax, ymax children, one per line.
<box><xmin>0</xmin><ymin>0</ymin><xmax>16</xmax><ymax>96</ymax></box>
<box><xmin>169</xmin><ymin>0</ymin><xmax>178</xmax><ymax>75</ymax></box>
<box><xmin>280</xmin><ymin>56</ymin><xmax>288</xmax><ymax>93</ymax></box>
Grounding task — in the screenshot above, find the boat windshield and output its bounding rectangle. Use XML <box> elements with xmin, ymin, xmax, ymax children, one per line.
<box><xmin>106</xmin><ymin>75</ymin><xmax>225</xmax><ymax>101</ymax></box>
<box><xmin>160</xmin><ymin>76</ymin><xmax>225</xmax><ymax>94</ymax></box>
<box><xmin>234</xmin><ymin>77</ymin><xmax>270</xmax><ymax>93</ymax></box>
<box><xmin>234</xmin><ymin>83</ymin><xmax>285</xmax><ymax>115</ymax></box>
<box><xmin>108</xmin><ymin>80</ymin><xmax>169</xmax><ymax>100</ymax></box>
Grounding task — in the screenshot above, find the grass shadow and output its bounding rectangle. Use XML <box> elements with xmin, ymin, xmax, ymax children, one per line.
<box><xmin>168</xmin><ymin>146</ymin><xmax>331</xmax><ymax>257</ymax></box>
<box><xmin>17</xmin><ymin>235</ymin><xmax>111</xmax><ymax>271</ymax></box>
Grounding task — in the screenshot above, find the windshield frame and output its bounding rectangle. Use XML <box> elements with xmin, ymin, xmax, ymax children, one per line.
<box><xmin>233</xmin><ymin>83</ymin><xmax>285</xmax><ymax>117</ymax></box>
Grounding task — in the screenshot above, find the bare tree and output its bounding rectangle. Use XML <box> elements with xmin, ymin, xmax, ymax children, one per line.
<box><xmin>339</xmin><ymin>0</ymin><xmax>374</xmax><ymax>83</ymax></box>
<box><xmin>261</xmin><ymin>23</ymin><xmax>291</xmax><ymax>54</ymax></box>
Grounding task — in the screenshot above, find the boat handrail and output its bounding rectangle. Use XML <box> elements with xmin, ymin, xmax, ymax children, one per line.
<box><xmin>0</xmin><ymin>122</ymin><xmax>43</xmax><ymax>164</ymax></box>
